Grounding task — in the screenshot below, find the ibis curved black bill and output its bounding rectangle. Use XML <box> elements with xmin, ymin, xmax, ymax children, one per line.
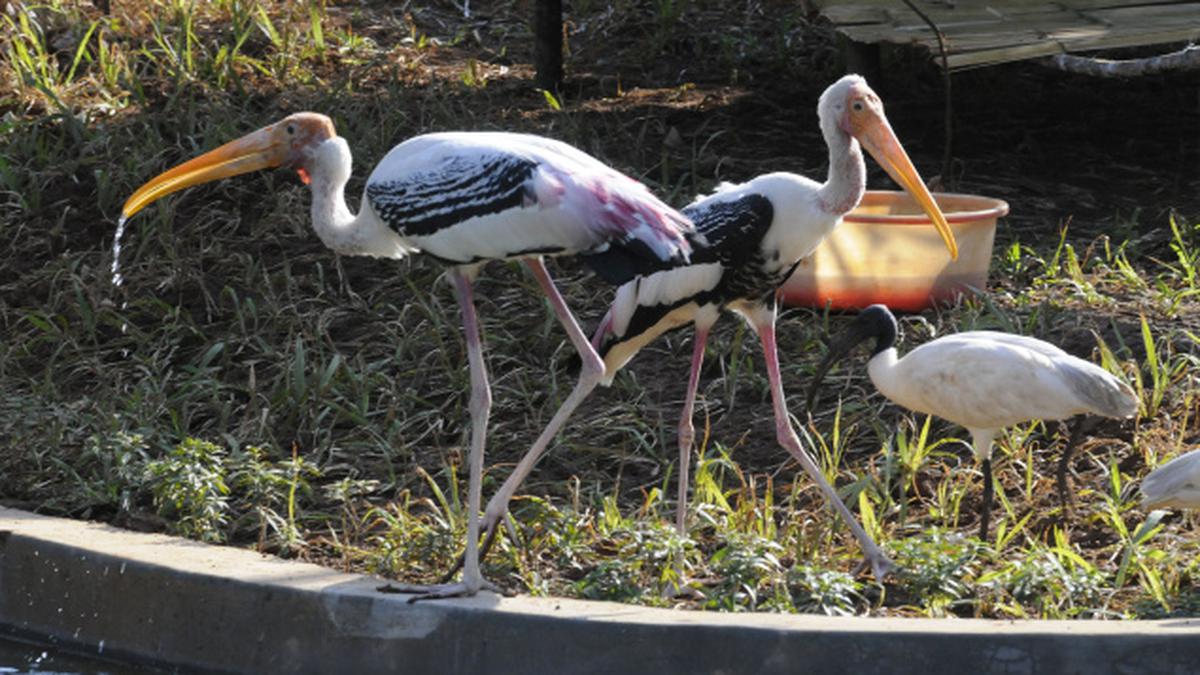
<box><xmin>805</xmin><ymin>304</ymin><xmax>898</xmax><ymax>412</ymax></box>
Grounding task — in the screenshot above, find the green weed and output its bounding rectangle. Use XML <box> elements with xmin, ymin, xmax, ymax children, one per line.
<box><xmin>145</xmin><ymin>437</ymin><xmax>231</xmax><ymax>542</ymax></box>
<box><xmin>892</xmin><ymin>529</ymin><xmax>982</xmax><ymax>616</ymax></box>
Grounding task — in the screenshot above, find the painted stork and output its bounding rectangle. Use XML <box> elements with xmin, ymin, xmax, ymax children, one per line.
<box><xmin>120</xmin><ymin>115</ymin><xmax>696</xmax><ymax>600</ymax></box>
<box><xmin>1141</xmin><ymin>449</ymin><xmax>1200</xmax><ymax>510</ymax></box>
<box><xmin>452</xmin><ymin>75</ymin><xmax>958</xmax><ymax>582</ymax></box>
<box><xmin>806</xmin><ymin>304</ymin><xmax>1139</xmax><ymax>539</ymax></box>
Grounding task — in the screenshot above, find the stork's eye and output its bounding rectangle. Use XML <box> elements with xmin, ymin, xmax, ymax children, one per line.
<box><xmin>852</xmin><ymin>101</ymin><xmax>864</xmax><ymax>112</ymax></box>
<box><xmin>286</xmin><ymin>124</ymin><xmax>296</xmax><ymax>135</ymax></box>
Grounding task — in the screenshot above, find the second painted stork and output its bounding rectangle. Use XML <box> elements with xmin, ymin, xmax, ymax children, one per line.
<box><xmin>806</xmin><ymin>304</ymin><xmax>1139</xmax><ymax>539</ymax></box>
<box><xmin>1141</xmin><ymin>449</ymin><xmax>1200</xmax><ymax>510</ymax></box>
<box><xmin>451</xmin><ymin>75</ymin><xmax>958</xmax><ymax>582</ymax></box>
<box><xmin>120</xmin><ymin>117</ymin><xmax>695</xmax><ymax>600</ymax></box>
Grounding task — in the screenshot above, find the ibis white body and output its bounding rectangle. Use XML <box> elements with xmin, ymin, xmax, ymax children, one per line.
<box><xmin>866</xmin><ymin>330</ymin><xmax>1140</xmax><ymax>461</ymax></box>
<box><xmin>1142</xmin><ymin>449</ymin><xmax>1200</xmax><ymax>510</ymax></box>
<box><xmin>808</xmin><ymin>304</ymin><xmax>1139</xmax><ymax>538</ymax></box>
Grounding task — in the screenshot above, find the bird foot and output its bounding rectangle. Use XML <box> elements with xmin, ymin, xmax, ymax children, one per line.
<box><xmin>377</xmin><ymin>577</ymin><xmax>510</xmax><ymax>603</ymax></box>
<box><xmin>853</xmin><ymin>551</ymin><xmax>897</xmax><ymax>582</ymax></box>
<box><xmin>661</xmin><ymin>575</ymin><xmax>705</xmax><ymax>601</ymax></box>
<box><xmin>665</xmin><ymin>582</ymin><xmax>705</xmax><ymax>601</ymax></box>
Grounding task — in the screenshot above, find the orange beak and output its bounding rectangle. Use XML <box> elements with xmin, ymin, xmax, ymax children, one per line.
<box><xmin>121</xmin><ymin>124</ymin><xmax>288</xmax><ymax>220</ymax></box>
<box><xmin>855</xmin><ymin>115</ymin><xmax>959</xmax><ymax>260</ymax></box>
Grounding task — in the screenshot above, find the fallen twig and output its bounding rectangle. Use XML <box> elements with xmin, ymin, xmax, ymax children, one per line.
<box><xmin>1043</xmin><ymin>44</ymin><xmax>1200</xmax><ymax>78</ymax></box>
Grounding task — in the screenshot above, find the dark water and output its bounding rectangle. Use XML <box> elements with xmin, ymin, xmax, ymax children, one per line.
<box><xmin>0</xmin><ymin>636</ymin><xmax>160</xmax><ymax>675</ymax></box>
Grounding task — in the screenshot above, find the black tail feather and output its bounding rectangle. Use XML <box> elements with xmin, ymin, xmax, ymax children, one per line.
<box><xmin>580</xmin><ymin>238</ymin><xmax>683</xmax><ymax>286</ymax></box>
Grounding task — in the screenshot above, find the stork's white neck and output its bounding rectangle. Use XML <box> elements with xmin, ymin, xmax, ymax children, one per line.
<box><xmin>816</xmin><ymin>127</ymin><xmax>866</xmax><ymax>216</ymax></box>
<box><xmin>303</xmin><ymin>137</ymin><xmax>413</xmax><ymax>259</ymax></box>
<box><xmin>306</xmin><ymin>137</ymin><xmax>361</xmax><ymax>254</ymax></box>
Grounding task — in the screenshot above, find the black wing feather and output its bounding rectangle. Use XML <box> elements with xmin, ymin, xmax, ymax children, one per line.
<box><xmin>596</xmin><ymin>192</ymin><xmax>775</xmax><ymax>358</ymax></box>
<box><xmin>686</xmin><ymin>192</ymin><xmax>774</xmax><ymax>267</ymax></box>
<box><xmin>584</xmin><ymin>191</ymin><xmax>774</xmax><ymax>286</ymax></box>
<box><xmin>366</xmin><ymin>154</ymin><xmax>538</xmax><ymax>237</ymax></box>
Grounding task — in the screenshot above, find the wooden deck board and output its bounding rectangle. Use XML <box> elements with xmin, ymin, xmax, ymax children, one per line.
<box><xmin>814</xmin><ymin>0</ymin><xmax>1200</xmax><ymax>70</ymax></box>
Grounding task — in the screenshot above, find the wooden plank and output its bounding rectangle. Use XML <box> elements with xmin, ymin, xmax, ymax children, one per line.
<box><xmin>1062</xmin><ymin>23</ymin><xmax>1200</xmax><ymax>51</ymax></box>
<box><xmin>999</xmin><ymin>0</ymin><xmax>1192</xmax><ymax>9</ymax></box>
<box><xmin>816</xmin><ymin>0</ymin><xmax>1200</xmax><ymax>69</ymax></box>
<box><xmin>814</xmin><ymin>0</ymin><xmax>1182</xmax><ymax>25</ymax></box>
<box><xmin>813</xmin><ymin>0</ymin><xmax>1188</xmax><ymax>16</ymax></box>
<box><xmin>816</xmin><ymin>5</ymin><xmax>893</xmax><ymax>25</ymax></box>
<box><xmin>837</xmin><ymin>15</ymin><xmax>1086</xmax><ymax>49</ymax></box>
<box><xmin>947</xmin><ymin>42</ymin><xmax>1065</xmax><ymax>69</ymax></box>
<box><xmin>821</xmin><ymin>5</ymin><xmax>1038</xmax><ymax>27</ymax></box>
<box><xmin>836</xmin><ymin>24</ymin><xmax>1039</xmax><ymax>48</ymax></box>
<box><xmin>835</xmin><ymin>7</ymin><xmax>1200</xmax><ymax>44</ymax></box>
<box><xmin>834</xmin><ymin>8</ymin><xmax>1092</xmax><ymax>42</ymax></box>
<box><xmin>944</xmin><ymin>23</ymin><xmax>1200</xmax><ymax>69</ymax></box>
<box><xmin>1088</xmin><ymin>2</ymin><xmax>1200</xmax><ymax>21</ymax></box>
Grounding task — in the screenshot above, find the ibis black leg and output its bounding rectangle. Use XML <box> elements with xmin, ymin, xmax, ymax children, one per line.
<box><xmin>978</xmin><ymin>457</ymin><xmax>993</xmax><ymax>540</ymax></box>
<box><xmin>1057</xmin><ymin>416</ymin><xmax>1098</xmax><ymax>509</ymax></box>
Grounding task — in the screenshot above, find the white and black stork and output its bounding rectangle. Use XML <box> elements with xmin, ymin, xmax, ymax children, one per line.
<box><xmin>120</xmin><ymin>118</ymin><xmax>696</xmax><ymax>600</ymax></box>
<box><xmin>457</xmin><ymin>75</ymin><xmax>959</xmax><ymax>582</ymax></box>
<box><xmin>806</xmin><ymin>304</ymin><xmax>1139</xmax><ymax>539</ymax></box>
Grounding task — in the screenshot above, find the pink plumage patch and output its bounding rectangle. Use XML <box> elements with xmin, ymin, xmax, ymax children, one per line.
<box><xmin>578</xmin><ymin>173</ymin><xmax>694</xmax><ymax>261</ymax></box>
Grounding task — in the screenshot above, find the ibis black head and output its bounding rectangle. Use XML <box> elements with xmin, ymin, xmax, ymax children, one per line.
<box><xmin>805</xmin><ymin>304</ymin><xmax>898</xmax><ymax>411</ymax></box>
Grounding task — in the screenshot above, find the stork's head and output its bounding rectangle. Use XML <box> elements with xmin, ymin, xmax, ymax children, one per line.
<box><xmin>818</xmin><ymin>75</ymin><xmax>958</xmax><ymax>260</ymax></box>
<box><xmin>121</xmin><ymin>112</ymin><xmax>337</xmax><ymax>219</ymax></box>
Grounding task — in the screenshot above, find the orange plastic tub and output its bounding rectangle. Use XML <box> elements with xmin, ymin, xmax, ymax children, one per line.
<box><xmin>782</xmin><ymin>191</ymin><xmax>1009</xmax><ymax>312</ymax></box>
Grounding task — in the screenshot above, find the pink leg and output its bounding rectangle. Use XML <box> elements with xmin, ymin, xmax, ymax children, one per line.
<box><xmin>591</xmin><ymin>310</ymin><xmax>614</xmax><ymax>352</ymax></box>
<box><xmin>477</xmin><ymin>258</ymin><xmax>607</xmax><ymax>543</ymax></box>
<box><xmin>391</xmin><ymin>269</ymin><xmax>501</xmax><ymax>600</ymax></box>
<box><xmin>675</xmin><ymin>324</ymin><xmax>711</xmax><ymax>537</ymax></box>
<box><xmin>755</xmin><ymin>310</ymin><xmax>894</xmax><ymax>580</ymax></box>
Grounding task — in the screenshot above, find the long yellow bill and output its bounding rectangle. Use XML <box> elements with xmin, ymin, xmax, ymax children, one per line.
<box><xmin>121</xmin><ymin>125</ymin><xmax>287</xmax><ymax>220</ymax></box>
<box><xmin>857</xmin><ymin>117</ymin><xmax>959</xmax><ymax>261</ymax></box>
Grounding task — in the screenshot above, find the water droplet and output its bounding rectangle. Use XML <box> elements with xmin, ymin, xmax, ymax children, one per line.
<box><xmin>111</xmin><ymin>216</ymin><xmax>131</xmax><ymax>342</ymax></box>
<box><xmin>111</xmin><ymin>216</ymin><xmax>127</xmax><ymax>288</ymax></box>
<box><xmin>97</xmin><ymin>640</ymin><xmax>105</xmax><ymax>655</ymax></box>
<box><xmin>119</xmin><ymin>562</ymin><xmax>126</xmax><ymax>574</ymax></box>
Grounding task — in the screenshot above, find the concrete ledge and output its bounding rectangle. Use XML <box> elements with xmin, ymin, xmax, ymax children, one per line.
<box><xmin>1</xmin><ymin>507</ymin><xmax>1198</xmax><ymax>674</ymax></box>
